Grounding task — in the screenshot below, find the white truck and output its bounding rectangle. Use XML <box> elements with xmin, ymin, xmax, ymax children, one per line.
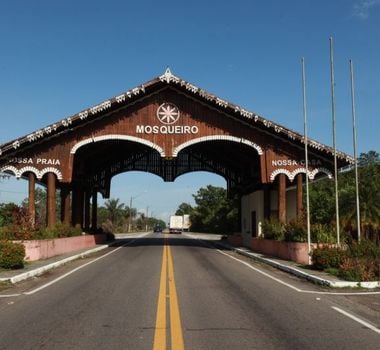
<box><xmin>182</xmin><ymin>214</ymin><xmax>191</xmax><ymax>232</ymax></box>
<box><xmin>169</xmin><ymin>215</ymin><xmax>183</xmax><ymax>234</ymax></box>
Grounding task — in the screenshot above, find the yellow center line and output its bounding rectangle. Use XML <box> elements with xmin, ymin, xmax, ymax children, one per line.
<box><xmin>153</xmin><ymin>241</ymin><xmax>167</xmax><ymax>350</ymax></box>
<box><xmin>153</xmin><ymin>236</ymin><xmax>185</xmax><ymax>350</ymax></box>
<box><xmin>167</xmin><ymin>244</ymin><xmax>185</xmax><ymax>350</ymax></box>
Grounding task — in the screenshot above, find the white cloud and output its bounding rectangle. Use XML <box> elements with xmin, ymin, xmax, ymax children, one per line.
<box><xmin>352</xmin><ymin>0</ymin><xmax>380</xmax><ymax>19</ymax></box>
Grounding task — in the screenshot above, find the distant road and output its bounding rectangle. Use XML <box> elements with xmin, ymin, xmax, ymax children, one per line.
<box><xmin>1</xmin><ymin>233</ymin><xmax>379</xmax><ymax>349</ymax></box>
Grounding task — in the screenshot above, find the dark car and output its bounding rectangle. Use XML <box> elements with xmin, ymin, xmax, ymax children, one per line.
<box><xmin>153</xmin><ymin>224</ymin><xmax>162</xmax><ymax>233</ymax></box>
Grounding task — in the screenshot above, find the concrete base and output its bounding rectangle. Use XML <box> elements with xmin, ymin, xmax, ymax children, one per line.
<box><xmin>228</xmin><ymin>235</ymin><xmax>314</xmax><ymax>265</ymax></box>
<box><xmin>251</xmin><ymin>238</ymin><xmax>314</xmax><ymax>265</ymax></box>
<box><xmin>19</xmin><ymin>234</ymin><xmax>107</xmax><ymax>261</ymax></box>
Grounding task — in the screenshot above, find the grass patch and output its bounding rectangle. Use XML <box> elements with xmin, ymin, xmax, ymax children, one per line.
<box><xmin>324</xmin><ymin>267</ymin><xmax>339</xmax><ymax>276</ymax></box>
<box><xmin>0</xmin><ymin>280</ymin><xmax>12</xmax><ymax>292</ymax></box>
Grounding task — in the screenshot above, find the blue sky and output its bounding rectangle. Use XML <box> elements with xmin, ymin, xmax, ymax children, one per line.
<box><xmin>0</xmin><ymin>0</ymin><xmax>379</xmax><ymax>222</ymax></box>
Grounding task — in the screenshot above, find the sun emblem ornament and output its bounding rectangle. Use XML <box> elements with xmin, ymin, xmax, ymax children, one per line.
<box><xmin>157</xmin><ymin>103</ymin><xmax>180</xmax><ymax>125</ymax></box>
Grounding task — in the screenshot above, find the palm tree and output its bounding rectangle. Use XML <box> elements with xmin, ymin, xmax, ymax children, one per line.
<box><xmin>104</xmin><ymin>198</ymin><xmax>125</xmax><ymax>225</ymax></box>
<box><xmin>340</xmin><ymin>159</ymin><xmax>380</xmax><ymax>241</ymax></box>
<box><xmin>358</xmin><ymin>151</ymin><xmax>380</xmax><ymax>166</ymax></box>
<box><xmin>358</xmin><ymin>164</ymin><xmax>380</xmax><ymax>240</ymax></box>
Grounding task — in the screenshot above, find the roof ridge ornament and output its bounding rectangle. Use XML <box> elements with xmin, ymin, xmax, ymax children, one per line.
<box><xmin>161</xmin><ymin>67</ymin><xmax>174</xmax><ymax>83</ymax></box>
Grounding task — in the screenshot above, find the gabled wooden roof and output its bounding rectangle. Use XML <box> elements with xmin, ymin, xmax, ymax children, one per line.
<box><xmin>0</xmin><ymin>68</ymin><xmax>353</xmax><ymax>164</ymax></box>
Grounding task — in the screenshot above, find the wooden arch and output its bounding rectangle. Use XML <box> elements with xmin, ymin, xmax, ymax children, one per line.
<box><xmin>0</xmin><ymin>69</ymin><xmax>352</xmax><ymax>229</ymax></box>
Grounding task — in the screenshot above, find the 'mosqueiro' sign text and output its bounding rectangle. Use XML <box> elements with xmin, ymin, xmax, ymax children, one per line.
<box><xmin>136</xmin><ymin>102</ymin><xmax>199</xmax><ymax>135</ymax></box>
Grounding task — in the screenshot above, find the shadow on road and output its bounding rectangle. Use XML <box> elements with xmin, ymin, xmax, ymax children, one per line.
<box><xmin>111</xmin><ymin>235</ymin><xmax>232</xmax><ymax>251</ymax></box>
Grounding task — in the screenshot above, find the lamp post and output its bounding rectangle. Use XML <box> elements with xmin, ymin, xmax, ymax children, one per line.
<box><xmin>128</xmin><ymin>191</ymin><xmax>146</xmax><ymax>233</ymax></box>
<box><xmin>349</xmin><ymin>60</ymin><xmax>361</xmax><ymax>243</ymax></box>
<box><xmin>145</xmin><ymin>206</ymin><xmax>149</xmax><ymax>232</ymax></box>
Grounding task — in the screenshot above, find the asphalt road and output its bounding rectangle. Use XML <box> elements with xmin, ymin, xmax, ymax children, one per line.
<box><xmin>0</xmin><ymin>233</ymin><xmax>379</xmax><ymax>349</ymax></box>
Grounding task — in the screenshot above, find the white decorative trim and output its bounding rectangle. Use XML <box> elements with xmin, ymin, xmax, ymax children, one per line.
<box><xmin>115</xmin><ymin>94</ymin><xmax>126</xmax><ymax>103</ymax></box>
<box><xmin>0</xmin><ymin>166</ymin><xmax>62</xmax><ymax>180</ymax></box>
<box><xmin>39</xmin><ymin>167</ymin><xmax>63</xmax><ymax>180</ymax></box>
<box><xmin>0</xmin><ymin>166</ymin><xmax>21</xmax><ymax>178</ymax></box>
<box><xmin>89</xmin><ymin>101</ymin><xmax>112</xmax><ymax>115</ymax></box>
<box><xmin>290</xmin><ymin>167</ymin><xmax>309</xmax><ymax>181</ymax></box>
<box><xmin>270</xmin><ymin>167</ymin><xmax>333</xmax><ymax>182</ymax></box>
<box><xmin>310</xmin><ymin>167</ymin><xmax>333</xmax><ymax>180</ymax></box>
<box><xmin>172</xmin><ymin>135</ymin><xmax>263</xmax><ymax>157</ymax></box>
<box><xmin>216</xmin><ymin>98</ymin><xmax>228</xmax><ymax>108</ymax></box>
<box><xmin>79</xmin><ymin>111</ymin><xmax>88</xmax><ymax>120</ymax></box>
<box><xmin>185</xmin><ymin>83</ymin><xmax>198</xmax><ymax>93</ymax></box>
<box><xmin>240</xmin><ymin>139</ymin><xmax>263</xmax><ymax>154</ymax></box>
<box><xmin>18</xmin><ymin>166</ymin><xmax>40</xmax><ymax>179</ymax></box>
<box><xmin>160</xmin><ymin>68</ymin><xmax>180</xmax><ymax>84</ymax></box>
<box><xmin>70</xmin><ymin>134</ymin><xmax>165</xmax><ymax>157</ymax></box>
<box><xmin>270</xmin><ymin>169</ymin><xmax>292</xmax><ymax>182</ymax></box>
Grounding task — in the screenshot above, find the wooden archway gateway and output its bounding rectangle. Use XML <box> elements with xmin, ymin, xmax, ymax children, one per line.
<box><xmin>0</xmin><ymin>69</ymin><xmax>352</xmax><ymax>231</ymax></box>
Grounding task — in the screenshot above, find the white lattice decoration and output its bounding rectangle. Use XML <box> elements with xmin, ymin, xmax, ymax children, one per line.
<box><xmin>290</xmin><ymin>167</ymin><xmax>309</xmax><ymax>181</ymax></box>
<box><xmin>309</xmin><ymin>167</ymin><xmax>333</xmax><ymax>180</ymax></box>
<box><xmin>269</xmin><ymin>169</ymin><xmax>292</xmax><ymax>182</ymax></box>
<box><xmin>0</xmin><ymin>165</ymin><xmax>62</xmax><ymax>180</ymax></box>
<box><xmin>172</xmin><ymin>135</ymin><xmax>263</xmax><ymax>157</ymax></box>
<box><xmin>270</xmin><ymin>167</ymin><xmax>333</xmax><ymax>182</ymax></box>
<box><xmin>17</xmin><ymin>166</ymin><xmax>40</xmax><ymax>179</ymax></box>
<box><xmin>39</xmin><ymin>167</ymin><xmax>63</xmax><ymax>180</ymax></box>
<box><xmin>0</xmin><ymin>166</ymin><xmax>21</xmax><ymax>178</ymax></box>
<box><xmin>70</xmin><ymin>134</ymin><xmax>165</xmax><ymax>157</ymax></box>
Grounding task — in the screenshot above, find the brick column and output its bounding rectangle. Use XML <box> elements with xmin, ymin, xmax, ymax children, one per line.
<box><xmin>28</xmin><ymin>172</ymin><xmax>36</xmax><ymax>227</ymax></box>
<box><xmin>84</xmin><ymin>191</ymin><xmax>91</xmax><ymax>232</ymax></box>
<box><xmin>60</xmin><ymin>187</ymin><xmax>71</xmax><ymax>225</ymax></box>
<box><xmin>278</xmin><ymin>174</ymin><xmax>286</xmax><ymax>224</ymax></box>
<box><xmin>296</xmin><ymin>173</ymin><xmax>303</xmax><ymax>219</ymax></box>
<box><xmin>47</xmin><ymin>173</ymin><xmax>56</xmax><ymax>228</ymax></box>
<box><xmin>72</xmin><ymin>185</ymin><xmax>84</xmax><ymax>229</ymax></box>
<box><xmin>92</xmin><ymin>191</ymin><xmax>98</xmax><ymax>231</ymax></box>
<box><xmin>263</xmin><ymin>184</ymin><xmax>271</xmax><ymax>220</ymax></box>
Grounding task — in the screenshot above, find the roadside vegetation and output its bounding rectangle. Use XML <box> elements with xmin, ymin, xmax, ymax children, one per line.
<box><xmin>175</xmin><ymin>185</ymin><xmax>239</xmax><ymax>235</ymax></box>
<box><xmin>0</xmin><ymin>189</ymin><xmax>165</xmax><ymax>269</ymax></box>
<box><xmin>175</xmin><ymin>151</ymin><xmax>380</xmax><ymax>282</ymax></box>
<box><xmin>263</xmin><ymin>150</ymin><xmax>380</xmax><ymax>282</ymax></box>
<box><xmin>309</xmin><ymin>151</ymin><xmax>380</xmax><ymax>281</ymax></box>
<box><xmin>96</xmin><ymin>198</ymin><xmax>166</xmax><ymax>234</ymax></box>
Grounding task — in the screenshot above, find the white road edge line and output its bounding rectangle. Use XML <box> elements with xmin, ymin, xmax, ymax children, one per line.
<box><xmin>332</xmin><ymin>306</ymin><xmax>380</xmax><ymax>335</ymax></box>
<box><xmin>23</xmin><ymin>246</ymin><xmax>124</xmax><ymax>295</ymax></box>
<box><xmin>190</xmin><ymin>236</ymin><xmax>306</xmax><ymax>293</ymax></box>
<box><xmin>216</xmin><ymin>248</ymin><xmax>303</xmax><ymax>292</ymax></box>
<box><xmin>24</xmin><ymin>233</ymin><xmax>150</xmax><ymax>295</ymax></box>
<box><xmin>0</xmin><ymin>293</ymin><xmax>21</xmax><ymax>298</ymax></box>
<box><xmin>215</xmin><ymin>246</ymin><xmax>380</xmax><ymax>296</ymax></box>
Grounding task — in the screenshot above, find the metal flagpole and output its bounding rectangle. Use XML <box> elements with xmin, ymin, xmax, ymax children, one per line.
<box><xmin>329</xmin><ymin>37</ymin><xmax>340</xmax><ymax>245</ymax></box>
<box><xmin>349</xmin><ymin>59</ymin><xmax>361</xmax><ymax>243</ymax></box>
<box><xmin>302</xmin><ymin>58</ymin><xmax>311</xmax><ymax>261</ymax></box>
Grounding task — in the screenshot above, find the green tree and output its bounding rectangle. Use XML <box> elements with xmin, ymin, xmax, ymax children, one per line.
<box><xmin>175</xmin><ymin>202</ymin><xmax>193</xmax><ymax>216</ymax></box>
<box><xmin>21</xmin><ymin>187</ymin><xmax>60</xmax><ymax>226</ymax></box>
<box><xmin>308</xmin><ymin>178</ymin><xmax>335</xmax><ymax>224</ymax></box>
<box><xmin>125</xmin><ymin>206</ymin><xmax>137</xmax><ymax>221</ymax></box>
<box><xmin>97</xmin><ymin>206</ymin><xmax>109</xmax><ymax>226</ymax></box>
<box><xmin>308</xmin><ymin>150</ymin><xmax>380</xmax><ymax>242</ymax></box>
<box><xmin>0</xmin><ymin>202</ymin><xmax>19</xmax><ymax>227</ymax></box>
<box><xmin>355</xmin><ymin>163</ymin><xmax>380</xmax><ymax>239</ymax></box>
<box><xmin>189</xmin><ymin>185</ymin><xmax>238</xmax><ymax>234</ymax></box>
<box><xmin>104</xmin><ymin>198</ymin><xmax>125</xmax><ymax>225</ymax></box>
<box><xmin>358</xmin><ymin>150</ymin><xmax>379</xmax><ymax>166</ymax></box>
